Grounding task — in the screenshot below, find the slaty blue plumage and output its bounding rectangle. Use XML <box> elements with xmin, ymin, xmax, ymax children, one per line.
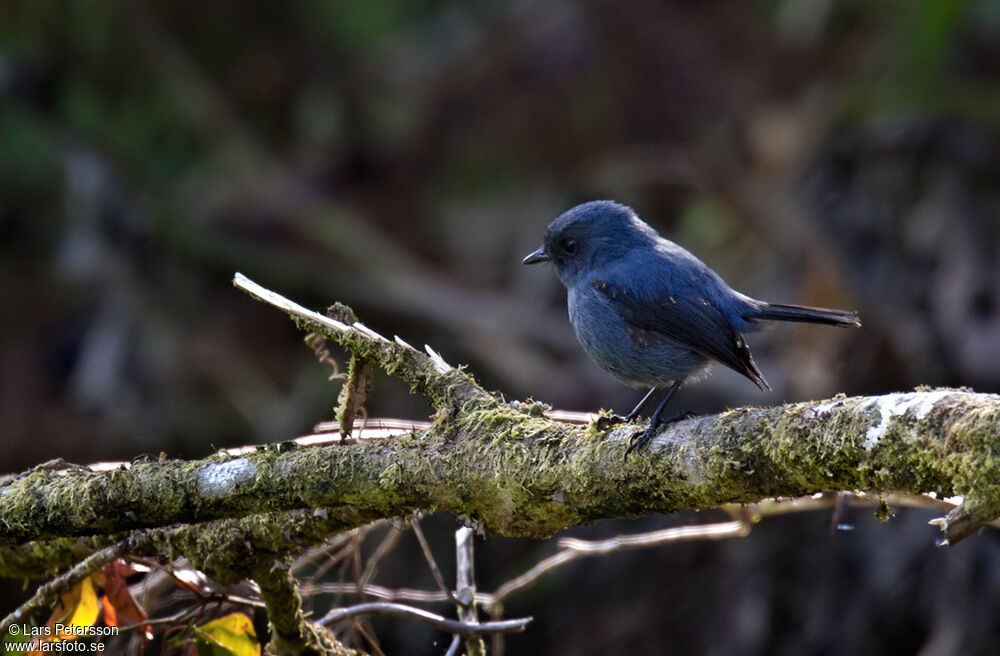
<box><xmin>523</xmin><ymin>200</ymin><xmax>861</xmax><ymax>453</ymax></box>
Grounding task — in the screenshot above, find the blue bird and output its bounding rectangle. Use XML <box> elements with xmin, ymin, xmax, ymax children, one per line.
<box><xmin>523</xmin><ymin>200</ymin><xmax>861</xmax><ymax>454</ymax></box>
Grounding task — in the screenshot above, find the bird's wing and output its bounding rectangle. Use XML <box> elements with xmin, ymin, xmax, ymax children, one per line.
<box><xmin>592</xmin><ymin>279</ymin><xmax>770</xmax><ymax>390</ymax></box>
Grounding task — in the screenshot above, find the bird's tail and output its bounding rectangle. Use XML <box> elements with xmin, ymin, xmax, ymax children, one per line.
<box><xmin>751</xmin><ymin>303</ymin><xmax>861</xmax><ymax>328</ymax></box>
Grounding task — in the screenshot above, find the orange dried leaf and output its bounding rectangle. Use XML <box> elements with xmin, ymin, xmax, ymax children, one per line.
<box><xmin>100</xmin><ymin>562</ymin><xmax>151</xmax><ymax>639</ymax></box>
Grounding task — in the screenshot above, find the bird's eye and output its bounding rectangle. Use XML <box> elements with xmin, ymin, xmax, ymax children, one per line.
<box><xmin>560</xmin><ymin>239</ymin><xmax>577</xmax><ymax>255</ymax></box>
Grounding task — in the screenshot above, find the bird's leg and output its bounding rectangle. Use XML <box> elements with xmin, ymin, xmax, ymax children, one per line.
<box><xmin>595</xmin><ymin>387</ymin><xmax>658</xmax><ymax>431</ymax></box>
<box><xmin>624</xmin><ymin>387</ymin><xmax>659</xmax><ymax>422</ymax></box>
<box><xmin>626</xmin><ymin>381</ymin><xmax>688</xmax><ymax>455</ymax></box>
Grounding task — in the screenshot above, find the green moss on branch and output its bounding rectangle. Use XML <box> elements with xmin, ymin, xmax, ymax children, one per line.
<box><xmin>5</xmin><ymin>389</ymin><xmax>999</xmax><ymax>549</ymax></box>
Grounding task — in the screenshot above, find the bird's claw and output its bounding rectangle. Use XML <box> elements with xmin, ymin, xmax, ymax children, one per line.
<box><xmin>624</xmin><ymin>411</ymin><xmax>696</xmax><ymax>457</ymax></box>
<box><xmin>625</xmin><ymin>425</ymin><xmax>657</xmax><ymax>456</ymax></box>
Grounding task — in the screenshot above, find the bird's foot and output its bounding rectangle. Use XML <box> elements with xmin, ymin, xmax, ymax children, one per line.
<box><xmin>625</xmin><ymin>411</ymin><xmax>696</xmax><ymax>456</ymax></box>
<box><xmin>594</xmin><ymin>413</ymin><xmax>631</xmax><ymax>432</ymax></box>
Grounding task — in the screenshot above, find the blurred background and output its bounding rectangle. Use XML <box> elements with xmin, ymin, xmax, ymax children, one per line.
<box><xmin>2</xmin><ymin>0</ymin><xmax>1000</xmax><ymax>653</ymax></box>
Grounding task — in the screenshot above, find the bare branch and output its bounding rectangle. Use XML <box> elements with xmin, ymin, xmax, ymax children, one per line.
<box><xmin>556</xmin><ymin>519</ymin><xmax>750</xmax><ymax>554</ymax></box>
<box><xmin>487</xmin><ymin>519</ymin><xmax>749</xmax><ymax>611</ymax></box>
<box><xmin>316</xmin><ymin>602</ymin><xmax>532</xmax><ymax>637</ymax></box>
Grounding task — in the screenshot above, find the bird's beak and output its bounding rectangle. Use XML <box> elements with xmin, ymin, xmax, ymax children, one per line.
<box><xmin>522</xmin><ymin>247</ymin><xmax>550</xmax><ymax>265</ymax></box>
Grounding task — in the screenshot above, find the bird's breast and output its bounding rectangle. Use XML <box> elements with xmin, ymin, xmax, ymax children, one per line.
<box><xmin>567</xmin><ymin>282</ymin><xmax>707</xmax><ymax>388</ymax></box>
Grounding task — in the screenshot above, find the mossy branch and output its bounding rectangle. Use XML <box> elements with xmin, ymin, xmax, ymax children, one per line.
<box><xmin>253</xmin><ymin>561</ymin><xmax>357</xmax><ymax>656</ymax></box>
<box><xmin>0</xmin><ymin>535</ymin><xmax>123</xmax><ymax>579</ymax></box>
<box><xmin>1</xmin><ymin>276</ymin><xmax>999</xmax><ymax>566</ymax></box>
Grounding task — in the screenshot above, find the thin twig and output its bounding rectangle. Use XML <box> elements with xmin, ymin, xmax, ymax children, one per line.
<box><xmin>360</xmin><ymin>526</ymin><xmax>405</xmax><ymax>591</ymax></box>
<box><xmin>487</xmin><ymin>519</ymin><xmax>750</xmax><ymax>611</ymax></box>
<box><xmin>444</xmin><ymin>634</ymin><xmax>462</xmax><ymax>656</ymax></box>
<box><xmin>331</xmin><ymin>542</ymin><xmax>357</xmax><ymax>614</ymax></box>
<box><xmin>557</xmin><ymin>518</ymin><xmax>750</xmax><ymax>553</ymax></box>
<box><xmin>341</xmin><ymin>532</ymin><xmax>367</xmax><ymax>648</ymax></box>
<box><xmin>316</xmin><ymin>602</ymin><xmax>531</xmax><ymax>636</ymax></box>
<box><xmin>352</xmin><ymin>531</ymin><xmax>364</xmax><ymax>597</ymax></box>
<box><xmin>488</xmin><ymin>550</ymin><xmax>575</xmax><ymax>611</ymax></box>
<box><xmin>351</xmin><ymin>618</ymin><xmax>387</xmax><ymax>656</ymax></box>
<box><xmin>412</xmin><ymin>519</ymin><xmax>457</xmax><ymax>603</ymax></box>
<box><xmin>302</xmin><ymin>526</ymin><xmax>375</xmax><ymax>582</ymax></box>
<box><xmin>300</xmin><ymin>582</ymin><xmax>451</xmax><ymax>603</ymax></box>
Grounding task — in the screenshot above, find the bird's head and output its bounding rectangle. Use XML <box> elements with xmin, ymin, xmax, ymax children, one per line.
<box><xmin>522</xmin><ymin>200</ymin><xmax>656</xmax><ymax>287</ymax></box>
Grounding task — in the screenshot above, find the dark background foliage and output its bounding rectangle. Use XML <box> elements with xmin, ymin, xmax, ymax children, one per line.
<box><xmin>2</xmin><ymin>1</ymin><xmax>999</xmax><ymax>653</ymax></box>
